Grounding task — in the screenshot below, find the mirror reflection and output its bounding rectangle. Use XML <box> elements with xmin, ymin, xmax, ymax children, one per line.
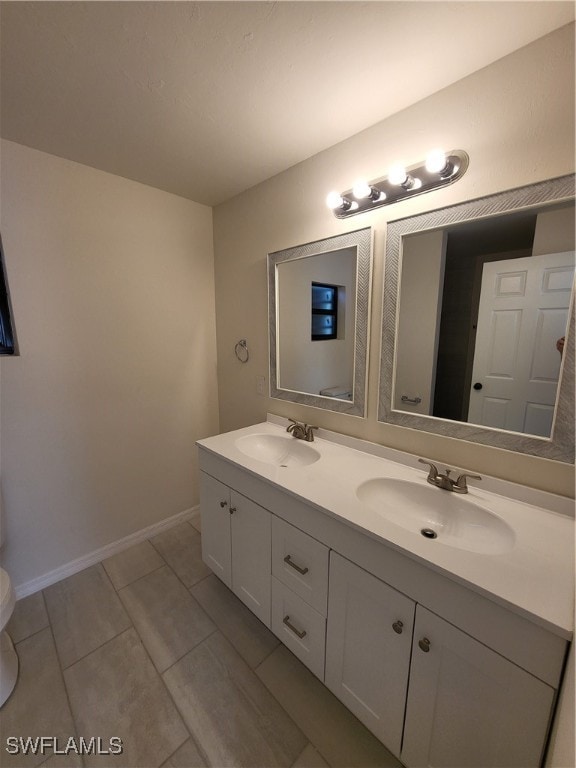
<box><xmin>379</xmin><ymin>175</ymin><xmax>575</xmax><ymax>462</ymax></box>
<box><xmin>277</xmin><ymin>247</ymin><xmax>356</xmax><ymax>400</ymax></box>
<box><xmin>269</xmin><ymin>228</ymin><xmax>372</xmax><ymax>417</ymax></box>
<box><xmin>394</xmin><ymin>203</ymin><xmax>575</xmax><ymax>437</ymax></box>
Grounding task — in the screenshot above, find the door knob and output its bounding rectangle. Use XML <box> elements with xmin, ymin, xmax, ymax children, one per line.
<box><xmin>219</xmin><ymin>500</ymin><xmax>228</xmax><ymax>508</ymax></box>
<box><xmin>473</xmin><ymin>382</ymin><xmax>483</xmax><ymax>390</ymax></box>
<box><xmin>229</xmin><ymin>506</ymin><xmax>236</xmax><ymax>514</ymax></box>
<box><xmin>418</xmin><ymin>637</ymin><xmax>431</xmax><ymax>652</ymax></box>
<box><xmin>392</xmin><ymin>620</ymin><xmax>404</xmax><ymax>634</ymax></box>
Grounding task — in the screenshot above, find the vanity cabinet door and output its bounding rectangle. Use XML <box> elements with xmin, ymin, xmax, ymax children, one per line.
<box><xmin>230</xmin><ymin>490</ymin><xmax>272</xmax><ymax>627</ymax></box>
<box><xmin>200</xmin><ymin>474</ymin><xmax>271</xmax><ymax>626</ymax></box>
<box><xmin>402</xmin><ymin>606</ymin><xmax>555</xmax><ymax>768</ymax></box>
<box><xmin>200</xmin><ymin>472</ymin><xmax>232</xmax><ymax>588</ymax></box>
<box><xmin>325</xmin><ymin>552</ymin><xmax>415</xmax><ymax>759</ymax></box>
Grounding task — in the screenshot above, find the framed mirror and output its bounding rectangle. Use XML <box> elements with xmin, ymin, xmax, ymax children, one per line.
<box><xmin>379</xmin><ymin>175</ymin><xmax>575</xmax><ymax>462</ymax></box>
<box><xmin>269</xmin><ymin>228</ymin><xmax>372</xmax><ymax>417</ymax></box>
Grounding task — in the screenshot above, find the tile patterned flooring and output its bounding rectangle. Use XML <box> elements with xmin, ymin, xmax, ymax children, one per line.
<box><xmin>1</xmin><ymin>516</ymin><xmax>402</xmax><ymax>768</ymax></box>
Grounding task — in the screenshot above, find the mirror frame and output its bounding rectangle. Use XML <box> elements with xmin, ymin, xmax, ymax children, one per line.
<box><xmin>269</xmin><ymin>227</ymin><xmax>372</xmax><ymax>417</ymax></box>
<box><xmin>378</xmin><ymin>175</ymin><xmax>575</xmax><ymax>463</ymax></box>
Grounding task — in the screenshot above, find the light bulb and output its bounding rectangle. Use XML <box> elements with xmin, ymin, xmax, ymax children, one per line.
<box><xmin>388</xmin><ymin>164</ymin><xmax>408</xmax><ymax>186</ymax></box>
<box><xmin>425</xmin><ymin>149</ymin><xmax>448</xmax><ymax>174</ymax></box>
<box><xmin>326</xmin><ymin>190</ymin><xmax>345</xmax><ymax>209</ymax></box>
<box><xmin>352</xmin><ymin>180</ymin><xmax>372</xmax><ymax>199</ymax></box>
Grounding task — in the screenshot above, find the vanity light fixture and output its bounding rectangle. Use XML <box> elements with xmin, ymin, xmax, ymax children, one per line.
<box><xmin>327</xmin><ymin>149</ymin><xmax>469</xmax><ymax>218</ymax></box>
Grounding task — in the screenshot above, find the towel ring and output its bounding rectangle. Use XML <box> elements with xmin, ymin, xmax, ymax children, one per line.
<box><xmin>235</xmin><ymin>339</ymin><xmax>249</xmax><ymax>363</ymax></box>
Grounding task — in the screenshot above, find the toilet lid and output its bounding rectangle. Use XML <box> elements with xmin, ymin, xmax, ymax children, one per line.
<box><xmin>0</xmin><ymin>568</ymin><xmax>15</xmax><ymax>626</ymax></box>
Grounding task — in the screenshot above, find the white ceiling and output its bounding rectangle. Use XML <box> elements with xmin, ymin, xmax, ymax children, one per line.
<box><xmin>1</xmin><ymin>1</ymin><xmax>574</xmax><ymax>206</ymax></box>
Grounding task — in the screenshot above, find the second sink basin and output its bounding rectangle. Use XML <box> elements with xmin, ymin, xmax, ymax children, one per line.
<box><xmin>235</xmin><ymin>433</ymin><xmax>321</xmax><ymax>467</ymax></box>
<box><xmin>356</xmin><ymin>477</ymin><xmax>515</xmax><ymax>554</ymax></box>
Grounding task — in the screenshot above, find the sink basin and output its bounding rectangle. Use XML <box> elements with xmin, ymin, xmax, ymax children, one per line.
<box><xmin>235</xmin><ymin>433</ymin><xmax>321</xmax><ymax>467</ymax></box>
<box><xmin>356</xmin><ymin>478</ymin><xmax>515</xmax><ymax>554</ymax></box>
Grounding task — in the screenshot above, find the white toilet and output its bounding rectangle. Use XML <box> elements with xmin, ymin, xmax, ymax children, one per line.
<box><xmin>0</xmin><ymin>485</ymin><xmax>18</xmax><ymax>707</ymax></box>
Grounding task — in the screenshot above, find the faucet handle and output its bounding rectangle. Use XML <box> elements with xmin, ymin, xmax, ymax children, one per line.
<box><xmin>418</xmin><ymin>458</ymin><xmax>439</xmax><ymax>482</ymax></box>
<box><xmin>455</xmin><ymin>472</ymin><xmax>482</xmax><ymax>491</ymax></box>
<box><xmin>304</xmin><ymin>424</ymin><xmax>318</xmax><ymax>442</ymax></box>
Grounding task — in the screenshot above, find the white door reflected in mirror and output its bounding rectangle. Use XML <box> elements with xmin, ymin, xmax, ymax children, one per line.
<box><xmin>392</xmin><ymin>201</ymin><xmax>575</xmax><ymax>439</ymax></box>
<box><xmin>468</xmin><ymin>252</ymin><xmax>574</xmax><ymax>436</ymax></box>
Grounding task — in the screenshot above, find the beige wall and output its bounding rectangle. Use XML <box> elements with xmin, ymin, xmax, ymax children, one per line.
<box><xmin>213</xmin><ymin>24</ymin><xmax>575</xmax><ymax>497</ymax></box>
<box><xmin>0</xmin><ymin>140</ymin><xmax>219</xmax><ymax>590</ymax></box>
<box><xmin>395</xmin><ymin>230</ymin><xmax>446</xmax><ymax>415</ymax></box>
<box><xmin>533</xmin><ymin>206</ymin><xmax>576</xmax><ymax>256</ymax></box>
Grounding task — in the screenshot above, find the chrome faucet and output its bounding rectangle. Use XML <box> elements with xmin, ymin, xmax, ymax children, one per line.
<box><xmin>418</xmin><ymin>459</ymin><xmax>481</xmax><ymax>494</ymax></box>
<box><xmin>287</xmin><ymin>418</ymin><xmax>318</xmax><ymax>442</ymax></box>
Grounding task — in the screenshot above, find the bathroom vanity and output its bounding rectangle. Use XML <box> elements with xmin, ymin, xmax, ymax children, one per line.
<box><xmin>197</xmin><ymin>419</ymin><xmax>574</xmax><ymax>768</ymax></box>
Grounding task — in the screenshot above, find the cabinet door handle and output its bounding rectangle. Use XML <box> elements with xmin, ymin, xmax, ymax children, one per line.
<box><xmin>392</xmin><ymin>620</ymin><xmax>404</xmax><ymax>634</ymax></box>
<box><xmin>283</xmin><ymin>615</ymin><xmax>307</xmax><ymax>639</ymax></box>
<box><xmin>418</xmin><ymin>637</ymin><xmax>431</xmax><ymax>652</ymax></box>
<box><xmin>283</xmin><ymin>554</ymin><xmax>309</xmax><ymax>575</ymax></box>
<box><xmin>219</xmin><ymin>500</ymin><xmax>228</xmax><ymax>508</ymax></box>
<box><xmin>229</xmin><ymin>506</ymin><xmax>236</xmax><ymax>514</ymax></box>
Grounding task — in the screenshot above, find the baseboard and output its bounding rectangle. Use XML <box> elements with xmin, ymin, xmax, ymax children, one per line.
<box><xmin>14</xmin><ymin>506</ymin><xmax>200</xmax><ymax>599</ymax></box>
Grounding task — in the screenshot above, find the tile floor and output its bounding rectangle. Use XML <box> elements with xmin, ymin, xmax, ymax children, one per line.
<box><xmin>1</xmin><ymin>515</ymin><xmax>402</xmax><ymax>768</ymax></box>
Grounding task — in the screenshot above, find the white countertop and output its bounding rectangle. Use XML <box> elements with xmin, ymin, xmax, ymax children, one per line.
<box><xmin>197</xmin><ymin>420</ymin><xmax>575</xmax><ymax>638</ymax></box>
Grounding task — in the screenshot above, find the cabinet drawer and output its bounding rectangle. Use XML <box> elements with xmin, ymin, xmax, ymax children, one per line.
<box><xmin>271</xmin><ymin>577</ymin><xmax>326</xmax><ymax>681</ymax></box>
<box><xmin>272</xmin><ymin>516</ymin><xmax>329</xmax><ymax>615</ymax></box>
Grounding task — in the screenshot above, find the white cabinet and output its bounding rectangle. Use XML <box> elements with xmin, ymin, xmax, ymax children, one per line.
<box><xmin>200</xmin><ymin>471</ymin><xmax>271</xmax><ymax>626</ymax></box>
<box><xmin>402</xmin><ymin>606</ymin><xmax>556</xmax><ymax>768</ymax></box>
<box><xmin>198</xmin><ymin>450</ymin><xmax>566</xmax><ymax>768</ymax></box>
<box><xmin>324</xmin><ymin>552</ymin><xmax>557</xmax><ymax>768</ymax></box>
<box><xmin>325</xmin><ymin>552</ymin><xmax>416</xmax><ymax>758</ymax></box>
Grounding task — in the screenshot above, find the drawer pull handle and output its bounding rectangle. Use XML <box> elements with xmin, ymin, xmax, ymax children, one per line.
<box><xmin>219</xmin><ymin>500</ymin><xmax>228</xmax><ymax>508</ymax></box>
<box><xmin>283</xmin><ymin>554</ymin><xmax>309</xmax><ymax>575</ymax></box>
<box><xmin>392</xmin><ymin>620</ymin><xmax>404</xmax><ymax>634</ymax></box>
<box><xmin>229</xmin><ymin>506</ymin><xmax>236</xmax><ymax>514</ymax></box>
<box><xmin>419</xmin><ymin>637</ymin><xmax>431</xmax><ymax>653</ymax></box>
<box><xmin>283</xmin><ymin>615</ymin><xmax>307</xmax><ymax>639</ymax></box>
